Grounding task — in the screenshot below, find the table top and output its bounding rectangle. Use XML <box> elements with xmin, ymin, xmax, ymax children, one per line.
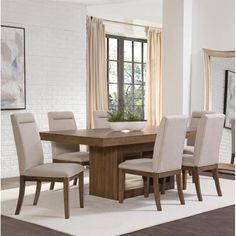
<box><xmin>40</xmin><ymin>126</ymin><xmax>195</xmax><ymax>147</ymax></box>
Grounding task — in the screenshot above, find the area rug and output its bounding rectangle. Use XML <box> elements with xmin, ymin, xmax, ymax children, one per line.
<box><xmin>1</xmin><ymin>175</ymin><xmax>235</xmax><ymax>236</ymax></box>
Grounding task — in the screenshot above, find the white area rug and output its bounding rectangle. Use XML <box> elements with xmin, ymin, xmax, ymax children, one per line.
<box><xmin>1</xmin><ymin>176</ymin><xmax>235</xmax><ymax>236</ymax></box>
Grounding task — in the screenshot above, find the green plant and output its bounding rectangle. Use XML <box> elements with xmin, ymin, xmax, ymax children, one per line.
<box><xmin>108</xmin><ymin>110</ymin><xmax>145</xmax><ymax>122</ymax></box>
<box><xmin>107</xmin><ymin>110</ymin><xmax>125</xmax><ymax>122</ymax></box>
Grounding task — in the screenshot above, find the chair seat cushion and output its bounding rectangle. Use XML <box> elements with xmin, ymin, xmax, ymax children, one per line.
<box><xmin>119</xmin><ymin>158</ymin><xmax>153</xmax><ymax>173</ymax></box>
<box><xmin>182</xmin><ymin>154</ymin><xmax>195</xmax><ymax>166</ymax></box>
<box><xmin>183</xmin><ymin>146</ymin><xmax>194</xmax><ymax>154</ymax></box>
<box><xmin>54</xmin><ymin>151</ymin><xmax>89</xmax><ymax>163</ymax></box>
<box><xmin>24</xmin><ymin>163</ymin><xmax>84</xmax><ymax>178</ymax></box>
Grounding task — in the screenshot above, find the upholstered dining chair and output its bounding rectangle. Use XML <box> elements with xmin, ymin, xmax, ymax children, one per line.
<box><xmin>118</xmin><ymin>116</ymin><xmax>188</xmax><ymax>211</ymax></box>
<box><xmin>230</xmin><ymin>118</ymin><xmax>235</xmax><ymax>164</ymax></box>
<box><xmin>184</xmin><ymin>111</ymin><xmax>214</xmax><ymax>155</ymax></box>
<box><xmin>48</xmin><ymin>111</ymin><xmax>89</xmax><ymax>189</ymax></box>
<box><xmin>93</xmin><ymin>110</ymin><xmax>109</xmax><ymax>128</ymax></box>
<box><xmin>11</xmin><ymin>113</ymin><xmax>84</xmax><ymax>219</ymax></box>
<box><xmin>182</xmin><ymin>114</ymin><xmax>225</xmax><ymax>201</ymax></box>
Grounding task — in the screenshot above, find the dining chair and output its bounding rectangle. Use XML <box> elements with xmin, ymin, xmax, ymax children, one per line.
<box><xmin>182</xmin><ymin>114</ymin><xmax>225</xmax><ymax>201</ymax></box>
<box><xmin>48</xmin><ymin>111</ymin><xmax>89</xmax><ymax>189</ymax></box>
<box><xmin>11</xmin><ymin>113</ymin><xmax>84</xmax><ymax>219</ymax></box>
<box><xmin>118</xmin><ymin>116</ymin><xmax>188</xmax><ymax>211</ymax></box>
<box><xmin>230</xmin><ymin>118</ymin><xmax>235</xmax><ymax>164</ymax></box>
<box><xmin>93</xmin><ymin>110</ymin><xmax>109</xmax><ymax>128</ymax></box>
<box><xmin>184</xmin><ymin>111</ymin><xmax>214</xmax><ymax>155</ymax></box>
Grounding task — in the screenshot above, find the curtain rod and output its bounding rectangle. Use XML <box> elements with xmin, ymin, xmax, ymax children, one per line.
<box><xmin>90</xmin><ymin>16</ymin><xmax>161</xmax><ymax>30</ymax></box>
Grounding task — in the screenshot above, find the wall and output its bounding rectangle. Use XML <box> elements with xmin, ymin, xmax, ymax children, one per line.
<box><xmin>1</xmin><ymin>0</ymin><xmax>87</xmax><ymax>178</ymax></box>
<box><xmin>162</xmin><ymin>0</ymin><xmax>192</xmax><ymax>116</ymax></box>
<box><xmin>87</xmin><ymin>0</ymin><xmax>162</xmax><ymax>27</ymax></box>
<box><xmin>191</xmin><ymin>0</ymin><xmax>235</xmax><ymax>111</ymax></box>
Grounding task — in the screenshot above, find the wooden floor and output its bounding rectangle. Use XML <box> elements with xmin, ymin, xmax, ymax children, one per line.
<box><xmin>1</xmin><ymin>172</ymin><xmax>234</xmax><ymax>236</ymax></box>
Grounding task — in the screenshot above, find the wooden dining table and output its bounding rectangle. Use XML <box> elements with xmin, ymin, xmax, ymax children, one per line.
<box><xmin>40</xmin><ymin>127</ymin><xmax>195</xmax><ymax>200</ymax></box>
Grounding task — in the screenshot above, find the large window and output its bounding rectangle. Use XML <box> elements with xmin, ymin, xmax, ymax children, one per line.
<box><xmin>106</xmin><ymin>35</ymin><xmax>147</xmax><ymax>118</ymax></box>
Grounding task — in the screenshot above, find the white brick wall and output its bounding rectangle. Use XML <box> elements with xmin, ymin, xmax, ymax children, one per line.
<box><xmin>211</xmin><ymin>57</ymin><xmax>235</xmax><ymax>163</ymax></box>
<box><xmin>1</xmin><ymin>0</ymin><xmax>87</xmax><ymax>178</ymax></box>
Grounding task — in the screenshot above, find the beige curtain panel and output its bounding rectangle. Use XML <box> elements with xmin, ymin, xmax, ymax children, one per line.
<box><xmin>86</xmin><ymin>16</ymin><xmax>108</xmax><ymax>128</ymax></box>
<box><xmin>145</xmin><ymin>28</ymin><xmax>162</xmax><ymax>126</ymax></box>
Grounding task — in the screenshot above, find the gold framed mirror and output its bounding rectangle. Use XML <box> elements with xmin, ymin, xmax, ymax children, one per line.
<box><xmin>203</xmin><ymin>48</ymin><xmax>235</xmax><ymax>171</ymax></box>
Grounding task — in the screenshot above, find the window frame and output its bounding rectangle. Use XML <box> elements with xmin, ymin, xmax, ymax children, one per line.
<box><xmin>106</xmin><ymin>34</ymin><xmax>147</xmax><ymax>117</ymax></box>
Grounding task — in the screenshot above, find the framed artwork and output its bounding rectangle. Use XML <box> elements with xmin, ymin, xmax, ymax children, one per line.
<box><xmin>1</xmin><ymin>25</ymin><xmax>26</xmax><ymax>110</ymax></box>
<box><xmin>223</xmin><ymin>70</ymin><xmax>235</xmax><ymax>129</ymax></box>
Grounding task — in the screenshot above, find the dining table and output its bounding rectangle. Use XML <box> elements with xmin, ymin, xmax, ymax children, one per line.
<box><xmin>40</xmin><ymin>127</ymin><xmax>196</xmax><ymax>200</ymax></box>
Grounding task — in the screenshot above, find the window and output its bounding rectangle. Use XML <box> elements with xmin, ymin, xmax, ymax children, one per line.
<box><xmin>106</xmin><ymin>35</ymin><xmax>147</xmax><ymax>118</ymax></box>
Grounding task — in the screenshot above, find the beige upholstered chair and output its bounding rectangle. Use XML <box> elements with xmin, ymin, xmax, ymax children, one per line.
<box><xmin>93</xmin><ymin>110</ymin><xmax>109</xmax><ymax>128</ymax></box>
<box><xmin>184</xmin><ymin>111</ymin><xmax>214</xmax><ymax>155</ymax></box>
<box><xmin>182</xmin><ymin>114</ymin><xmax>225</xmax><ymax>201</ymax></box>
<box><xmin>48</xmin><ymin>111</ymin><xmax>89</xmax><ymax>189</ymax></box>
<box><xmin>119</xmin><ymin>116</ymin><xmax>188</xmax><ymax>211</ymax></box>
<box><xmin>230</xmin><ymin>118</ymin><xmax>235</xmax><ymax>164</ymax></box>
<box><xmin>11</xmin><ymin>113</ymin><xmax>84</xmax><ymax>219</ymax></box>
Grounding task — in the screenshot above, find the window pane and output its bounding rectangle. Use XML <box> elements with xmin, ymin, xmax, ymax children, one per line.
<box><xmin>109</xmin><ymin>61</ymin><xmax>117</xmax><ymax>83</ymax></box>
<box><xmin>124</xmin><ymin>84</ymin><xmax>134</xmax><ymax>113</ymax></box>
<box><xmin>134</xmin><ymin>106</ymin><xmax>144</xmax><ymax>117</ymax></box>
<box><xmin>143</xmin><ymin>43</ymin><xmax>147</xmax><ymax>63</ymax></box>
<box><xmin>109</xmin><ymin>38</ymin><xmax>117</xmax><ymax>60</ymax></box>
<box><xmin>134</xmin><ymin>63</ymin><xmax>142</xmax><ymax>84</ymax></box>
<box><xmin>108</xmin><ymin>83</ymin><xmax>118</xmax><ymax>111</ymax></box>
<box><xmin>143</xmin><ymin>64</ymin><xmax>146</xmax><ymax>82</ymax></box>
<box><xmin>134</xmin><ymin>85</ymin><xmax>143</xmax><ymax>100</ymax></box>
<box><xmin>124</xmin><ymin>40</ymin><xmax>132</xmax><ymax>62</ymax></box>
<box><xmin>124</xmin><ymin>62</ymin><xmax>132</xmax><ymax>83</ymax></box>
<box><xmin>134</xmin><ymin>42</ymin><xmax>142</xmax><ymax>62</ymax></box>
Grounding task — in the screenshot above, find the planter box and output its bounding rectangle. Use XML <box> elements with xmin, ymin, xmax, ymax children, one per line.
<box><xmin>108</xmin><ymin>121</ymin><xmax>146</xmax><ymax>131</ymax></box>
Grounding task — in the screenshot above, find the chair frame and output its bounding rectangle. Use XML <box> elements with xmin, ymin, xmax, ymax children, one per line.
<box><xmin>119</xmin><ymin>168</ymin><xmax>185</xmax><ymax>211</ymax></box>
<box><xmin>182</xmin><ymin>164</ymin><xmax>222</xmax><ymax>201</ymax></box>
<box><xmin>15</xmin><ymin>172</ymin><xmax>84</xmax><ymax>219</ymax></box>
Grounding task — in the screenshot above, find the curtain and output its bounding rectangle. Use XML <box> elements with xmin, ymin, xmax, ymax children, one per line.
<box><xmin>145</xmin><ymin>28</ymin><xmax>162</xmax><ymax>126</ymax></box>
<box><xmin>86</xmin><ymin>16</ymin><xmax>108</xmax><ymax>128</ymax></box>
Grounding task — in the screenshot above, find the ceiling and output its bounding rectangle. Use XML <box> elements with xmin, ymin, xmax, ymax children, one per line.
<box><xmin>53</xmin><ymin>0</ymin><xmax>159</xmax><ymax>6</ymax></box>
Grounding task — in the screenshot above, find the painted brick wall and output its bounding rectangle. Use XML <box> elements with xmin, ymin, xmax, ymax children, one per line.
<box><xmin>1</xmin><ymin>0</ymin><xmax>87</xmax><ymax>178</ymax></box>
<box><xmin>211</xmin><ymin>57</ymin><xmax>235</xmax><ymax>163</ymax></box>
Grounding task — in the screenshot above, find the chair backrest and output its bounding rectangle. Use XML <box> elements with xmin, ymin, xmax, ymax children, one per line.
<box><xmin>152</xmin><ymin>116</ymin><xmax>188</xmax><ymax>173</ymax></box>
<box><xmin>11</xmin><ymin>113</ymin><xmax>44</xmax><ymax>175</ymax></box>
<box><xmin>48</xmin><ymin>111</ymin><xmax>80</xmax><ymax>158</ymax></box>
<box><xmin>187</xmin><ymin>111</ymin><xmax>215</xmax><ymax>146</ymax></box>
<box><xmin>231</xmin><ymin>118</ymin><xmax>235</xmax><ymax>155</ymax></box>
<box><xmin>93</xmin><ymin>110</ymin><xmax>109</xmax><ymax>128</ymax></box>
<box><xmin>193</xmin><ymin>114</ymin><xmax>225</xmax><ymax>166</ymax></box>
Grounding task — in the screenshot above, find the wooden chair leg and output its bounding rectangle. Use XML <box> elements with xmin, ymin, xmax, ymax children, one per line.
<box><xmin>182</xmin><ymin>169</ymin><xmax>187</xmax><ymax>190</ymax></box>
<box><xmin>176</xmin><ymin>173</ymin><xmax>185</xmax><ymax>205</ymax></box>
<box><xmin>212</xmin><ymin>168</ymin><xmax>222</xmax><ymax>196</ymax></box>
<box><xmin>33</xmin><ymin>181</ymin><xmax>42</xmax><ymax>206</ymax></box>
<box><xmin>15</xmin><ymin>176</ymin><xmax>26</xmax><ymax>215</ymax></box>
<box><xmin>118</xmin><ymin>169</ymin><xmax>125</xmax><ymax>203</ymax></box>
<box><xmin>78</xmin><ymin>172</ymin><xmax>84</xmax><ymax>208</ymax></box>
<box><xmin>49</xmin><ymin>181</ymin><xmax>55</xmax><ymax>190</ymax></box>
<box><xmin>73</xmin><ymin>178</ymin><xmax>77</xmax><ymax>186</ymax></box>
<box><xmin>143</xmin><ymin>176</ymin><xmax>149</xmax><ymax>198</ymax></box>
<box><xmin>63</xmin><ymin>178</ymin><xmax>70</xmax><ymax>219</ymax></box>
<box><xmin>160</xmin><ymin>178</ymin><xmax>166</xmax><ymax>194</ymax></box>
<box><xmin>231</xmin><ymin>153</ymin><xmax>235</xmax><ymax>164</ymax></box>
<box><xmin>192</xmin><ymin>173</ymin><xmax>195</xmax><ymax>183</ymax></box>
<box><xmin>153</xmin><ymin>174</ymin><xmax>161</xmax><ymax>211</ymax></box>
<box><xmin>193</xmin><ymin>167</ymin><xmax>202</xmax><ymax>201</ymax></box>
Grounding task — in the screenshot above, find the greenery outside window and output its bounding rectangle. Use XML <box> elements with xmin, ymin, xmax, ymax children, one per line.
<box><xmin>106</xmin><ymin>35</ymin><xmax>147</xmax><ymax>118</ymax></box>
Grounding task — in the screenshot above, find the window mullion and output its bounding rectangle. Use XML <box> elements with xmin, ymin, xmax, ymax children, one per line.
<box><xmin>118</xmin><ymin>38</ymin><xmax>124</xmax><ymax>111</ymax></box>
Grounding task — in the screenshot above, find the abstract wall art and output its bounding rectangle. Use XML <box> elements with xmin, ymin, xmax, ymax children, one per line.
<box><xmin>1</xmin><ymin>25</ymin><xmax>26</xmax><ymax>110</ymax></box>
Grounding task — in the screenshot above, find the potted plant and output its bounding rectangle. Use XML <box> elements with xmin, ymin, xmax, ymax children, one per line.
<box><xmin>107</xmin><ymin>110</ymin><xmax>146</xmax><ymax>131</ymax></box>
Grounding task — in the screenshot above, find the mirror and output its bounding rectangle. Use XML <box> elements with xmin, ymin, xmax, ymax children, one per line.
<box><xmin>203</xmin><ymin>48</ymin><xmax>235</xmax><ymax>170</ymax></box>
